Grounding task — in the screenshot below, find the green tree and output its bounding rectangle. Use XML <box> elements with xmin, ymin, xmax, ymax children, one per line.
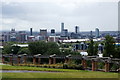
<box><xmin>94</xmin><ymin>43</ymin><xmax>98</xmax><ymax>55</ymax></box>
<box><xmin>3</xmin><ymin>42</ymin><xmax>20</xmax><ymax>54</ymax></box>
<box><xmin>28</xmin><ymin>41</ymin><xmax>60</xmax><ymax>55</ymax></box>
<box><xmin>114</xmin><ymin>46</ymin><xmax>120</xmax><ymax>58</ymax></box>
<box><xmin>46</xmin><ymin>42</ymin><xmax>60</xmax><ymax>55</ymax></box>
<box><xmin>18</xmin><ymin>48</ymin><xmax>30</xmax><ymax>54</ymax></box>
<box><xmin>103</xmin><ymin>35</ymin><xmax>115</xmax><ymax>57</ymax></box>
<box><xmin>3</xmin><ymin>44</ymin><xmax>12</xmax><ymax>54</ymax></box>
<box><xmin>28</xmin><ymin>41</ymin><xmax>47</xmax><ymax>55</ymax></box>
<box><xmin>87</xmin><ymin>39</ymin><xmax>94</xmax><ymax>56</ymax></box>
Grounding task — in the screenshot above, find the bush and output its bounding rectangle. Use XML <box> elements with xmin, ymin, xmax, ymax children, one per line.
<box><xmin>18</xmin><ymin>48</ymin><xmax>30</xmax><ymax>54</ymax></box>
<box><xmin>63</xmin><ymin>61</ymin><xmax>83</xmax><ymax>70</ymax></box>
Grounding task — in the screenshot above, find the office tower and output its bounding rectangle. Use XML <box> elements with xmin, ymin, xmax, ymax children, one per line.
<box><xmin>63</xmin><ymin>29</ymin><xmax>68</xmax><ymax>37</ymax></box>
<box><xmin>90</xmin><ymin>31</ymin><xmax>93</xmax><ymax>38</ymax></box>
<box><xmin>30</xmin><ymin>28</ymin><xmax>33</xmax><ymax>36</ymax></box>
<box><xmin>11</xmin><ymin>28</ymin><xmax>15</xmax><ymax>33</ymax></box>
<box><xmin>51</xmin><ymin>29</ymin><xmax>55</xmax><ymax>36</ymax></box>
<box><xmin>75</xmin><ymin>26</ymin><xmax>79</xmax><ymax>34</ymax></box>
<box><xmin>61</xmin><ymin>22</ymin><xmax>64</xmax><ymax>33</ymax></box>
<box><xmin>95</xmin><ymin>28</ymin><xmax>99</xmax><ymax>38</ymax></box>
<box><xmin>40</xmin><ymin>29</ymin><xmax>47</xmax><ymax>40</ymax></box>
<box><xmin>10</xmin><ymin>28</ymin><xmax>17</xmax><ymax>42</ymax></box>
<box><xmin>18</xmin><ymin>31</ymin><xmax>27</xmax><ymax>43</ymax></box>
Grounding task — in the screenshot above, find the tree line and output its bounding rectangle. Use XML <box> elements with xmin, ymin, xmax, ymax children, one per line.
<box><xmin>2</xmin><ymin>35</ymin><xmax>120</xmax><ymax>58</ymax></box>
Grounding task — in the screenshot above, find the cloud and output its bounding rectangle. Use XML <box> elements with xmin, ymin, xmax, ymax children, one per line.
<box><xmin>1</xmin><ymin>1</ymin><xmax>118</xmax><ymax>32</ymax></box>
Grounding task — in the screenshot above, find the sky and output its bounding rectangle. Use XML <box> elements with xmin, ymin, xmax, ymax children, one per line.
<box><xmin>1</xmin><ymin>0</ymin><xmax>119</xmax><ymax>32</ymax></box>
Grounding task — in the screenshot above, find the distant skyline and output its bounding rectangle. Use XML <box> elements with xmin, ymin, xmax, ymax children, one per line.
<box><xmin>1</xmin><ymin>0</ymin><xmax>119</xmax><ymax>32</ymax></box>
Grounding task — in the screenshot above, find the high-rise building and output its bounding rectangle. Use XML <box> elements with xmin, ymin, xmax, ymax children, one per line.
<box><xmin>51</xmin><ymin>29</ymin><xmax>55</xmax><ymax>36</ymax></box>
<box><xmin>30</xmin><ymin>28</ymin><xmax>33</xmax><ymax>36</ymax></box>
<box><xmin>61</xmin><ymin>22</ymin><xmax>64</xmax><ymax>33</ymax></box>
<box><xmin>40</xmin><ymin>29</ymin><xmax>47</xmax><ymax>36</ymax></box>
<box><xmin>90</xmin><ymin>31</ymin><xmax>93</xmax><ymax>39</ymax></box>
<box><xmin>75</xmin><ymin>26</ymin><xmax>79</xmax><ymax>34</ymax></box>
<box><xmin>63</xmin><ymin>29</ymin><xmax>68</xmax><ymax>37</ymax></box>
<box><xmin>95</xmin><ymin>28</ymin><xmax>99</xmax><ymax>38</ymax></box>
<box><xmin>18</xmin><ymin>31</ymin><xmax>27</xmax><ymax>43</ymax></box>
<box><xmin>10</xmin><ymin>28</ymin><xmax>17</xmax><ymax>42</ymax></box>
<box><xmin>40</xmin><ymin>29</ymin><xmax>47</xmax><ymax>40</ymax></box>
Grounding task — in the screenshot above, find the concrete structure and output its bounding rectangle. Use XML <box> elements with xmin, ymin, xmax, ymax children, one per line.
<box><xmin>30</xmin><ymin>28</ymin><xmax>33</xmax><ymax>36</ymax></box>
<box><xmin>61</xmin><ymin>22</ymin><xmax>64</xmax><ymax>33</ymax></box>
<box><xmin>95</xmin><ymin>28</ymin><xmax>99</xmax><ymax>38</ymax></box>
<box><xmin>63</xmin><ymin>38</ymin><xmax>102</xmax><ymax>43</ymax></box>
<box><xmin>75</xmin><ymin>26</ymin><xmax>79</xmax><ymax>34</ymax></box>
<box><xmin>2</xmin><ymin>54</ymin><xmax>120</xmax><ymax>72</ymax></box>
<box><xmin>62</xmin><ymin>29</ymin><xmax>68</xmax><ymax>37</ymax></box>
<box><xmin>48</xmin><ymin>36</ymin><xmax>60</xmax><ymax>42</ymax></box>
<box><xmin>40</xmin><ymin>29</ymin><xmax>47</xmax><ymax>40</ymax></box>
<box><xmin>27</xmin><ymin>36</ymin><xmax>35</xmax><ymax>42</ymax></box>
<box><xmin>18</xmin><ymin>31</ymin><xmax>27</xmax><ymax>43</ymax></box>
<box><xmin>51</xmin><ymin>29</ymin><xmax>55</xmax><ymax>36</ymax></box>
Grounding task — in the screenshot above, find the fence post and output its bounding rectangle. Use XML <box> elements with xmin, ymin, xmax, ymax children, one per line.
<box><xmin>49</xmin><ymin>57</ymin><xmax>52</xmax><ymax>64</ymax></box>
<box><xmin>33</xmin><ymin>55</ymin><xmax>36</xmax><ymax>65</ymax></box>
<box><xmin>92</xmin><ymin>60</ymin><xmax>95</xmax><ymax>71</ymax></box>
<box><xmin>9</xmin><ymin>54</ymin><xmax>13</xmax><ymax>65</ymax></box>
<box><xmin>105</xmin><ymin>61</ymin><xmax>110</xmax><ymax>72</ymax></box>
<box><xmin>65</xmin><ymin>58</ymin><xmax>68</xmax><ymax>63</ymax></box>
<box><xmin>2</xmin><ymin>55</ymin><xmax>5</xmax><ymax>64</ymax></box>
<box><xmin>17</xmin><ymin>55</ymin><xmax>21</xmax><ymax>65</ymax></box>
<box><xmin>23</xmin><ymin>54</ymin><xmax>27</xmax><ymax>65</ymax></box>
<box><xmin>53</xmin><ymin>58</ymin><xmax>56</xmax><ymax>64</ymax></box>
<box><xmin>95</xmin><ymin>61</ymin><xmax>98</xmax><ymax>71</ymax></box>
<box><xmin>37</xmin><ymin>54</ymin><xmax>41</xmax><ymax>65</ymax></box>
<box><xmin>82</xmin><ymin>59</ymin><xmax>87</xmax><ymax>69</ymax></box>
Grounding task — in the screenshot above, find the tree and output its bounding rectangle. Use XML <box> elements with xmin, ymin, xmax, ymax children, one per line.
<box><xmin>28</xmin><ymin>41</ymin><xmax>60</xmax><ymax>55</ymax></box>
<box><xmin>12</xmin><ymin>46</ymin><xmax>20</xmax><ymax>54</ymax></box>
<box><xmin>18</xmin><ymin>48</ymin><xmax>30</xmax><ymax>54</ymax></box>
<box><xmin>94</xmin><ymin>43</ymin><xmax>98</xmax><ymax>55</ymax></box>
<box><xmin>45</xmin><ymin>42</ymin><xmax>60</xmax><ymax>55</ymax></box>
<box><xmin>103</xmin><ymin>35</ymin><xmax>115</xmax><ymax>57</ymax></box>
<box><xmin>114</xmin><ymin>46</ymin><xmax>120</xmax><ymax>58</ymax></box>
<box><xmin>28</xmin><ymin>41</ymin><xmax>47</xmax><ymax>55</ymax></box>
<box><xmin>3</xmin><ymin>43</ymin><xmax>20</xmax><ymax>54</ymax></box>
<box><xmin>3</xmin><ymin>44</ymin><xmax>12</xmax><ymax>54</ymax></box>
<box><xmin>87</xmin><ymin>39</ymin><xmax>94</xmax><ymax>56</ymax></box>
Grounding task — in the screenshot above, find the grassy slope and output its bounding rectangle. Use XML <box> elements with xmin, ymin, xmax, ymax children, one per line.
<box><xmin>1</xmin><ymin>65</ymin><xmax>118</xmax><ymax>78</ymax></box>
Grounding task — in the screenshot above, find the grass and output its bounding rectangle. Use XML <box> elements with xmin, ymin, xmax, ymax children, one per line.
<box><xmin>1</xmin><ymin>65</ymin><xmax>79</xmax><ymax>72</ymax></box>
<box><xmin>1</xmin><ymin>65</ymin><xmax>119</xmax><ymax>78</ymax></box>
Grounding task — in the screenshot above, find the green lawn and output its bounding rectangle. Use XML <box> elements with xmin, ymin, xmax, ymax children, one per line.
<box><xmin>1</xmin><ymin>65</ymin><xmax>119</xmax><ymax>78</ymax></box>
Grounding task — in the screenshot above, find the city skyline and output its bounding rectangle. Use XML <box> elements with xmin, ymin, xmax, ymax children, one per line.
<box><xmin>1</xmin><ymin>0</ymin><xmax>119</xmax><ymax>32</ymax></box>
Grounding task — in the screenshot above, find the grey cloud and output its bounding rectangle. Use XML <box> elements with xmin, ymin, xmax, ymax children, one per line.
<box><xmin>1</xmin><ymin>2</ymin><xmax>118</xmax><ymax>31</ymax></box>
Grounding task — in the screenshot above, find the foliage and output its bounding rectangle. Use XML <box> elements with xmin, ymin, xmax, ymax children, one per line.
<box><xmin>103</xmin><ymin>35</ymin><xmax>115</xmax><ymax>57</ymax></box>
<box><xmin>114</xmin><ymin>46</ymin><xmax>120</xmax><ymax>58</ymax></box>
<box><xmin>28</xmin><ymin>41</ymin><xmax>47</xmax><ymax>54</ymax></box>
<box><xmin>2</xmin><ymin>44</ymin><xmax>12</xmax><ymax>54</ymax></box>
<box><xmin>94</xmin><ymin>43</ymin><xmax>98</xmax><ymax>55</ymax></box>
<box><xmin>63</xmin><ymin>61</ymin><xmax>83</xmax><ymax>70</ymax></box>
<box><xmin>3</xmin><ymin>42</ymin><xmax>21</xmax><ymax>54</ymax></box>
<box><xmin>98</xmin><ymin>62</ymin><xmax>104</xmax><ymax>69</ymax></box>
<box><xmin>17</xmin><ymin>48</ymin><xmax>30</xmax><ymax>54</ymax></box>
<box><xmin>87</xmin><ymin>39</ymin><xmax>94</xmax><ymax>56</ymax></box>
<box><xmin>12</xmin><ymin>46</ymin><xmax>21</xmax><ymax>54</ymax></box>
<box><xmin>61</xmin><ymin>49</ymin><xmax>80</xmax><ymax>55</ymax></box>
<box><xmin>28</xmin><ymin>41</ymin><xmax>60</xmax><ymax>55</ymax></box>
<box><xmin>87</xmin><ymin>39</ymin><xmax>98</xmax><ymax>56</ymax></box>
<box><xmin>45</xmin><ymin>42</ymin><xmax>60</xmax><ymax>55</ymax></box>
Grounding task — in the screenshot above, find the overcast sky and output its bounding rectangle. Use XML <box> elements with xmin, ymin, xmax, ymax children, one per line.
<box><xmin>1</xmin><ymin>0</ymin><xmax>119</xmax><ymax>32</ymax></box>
